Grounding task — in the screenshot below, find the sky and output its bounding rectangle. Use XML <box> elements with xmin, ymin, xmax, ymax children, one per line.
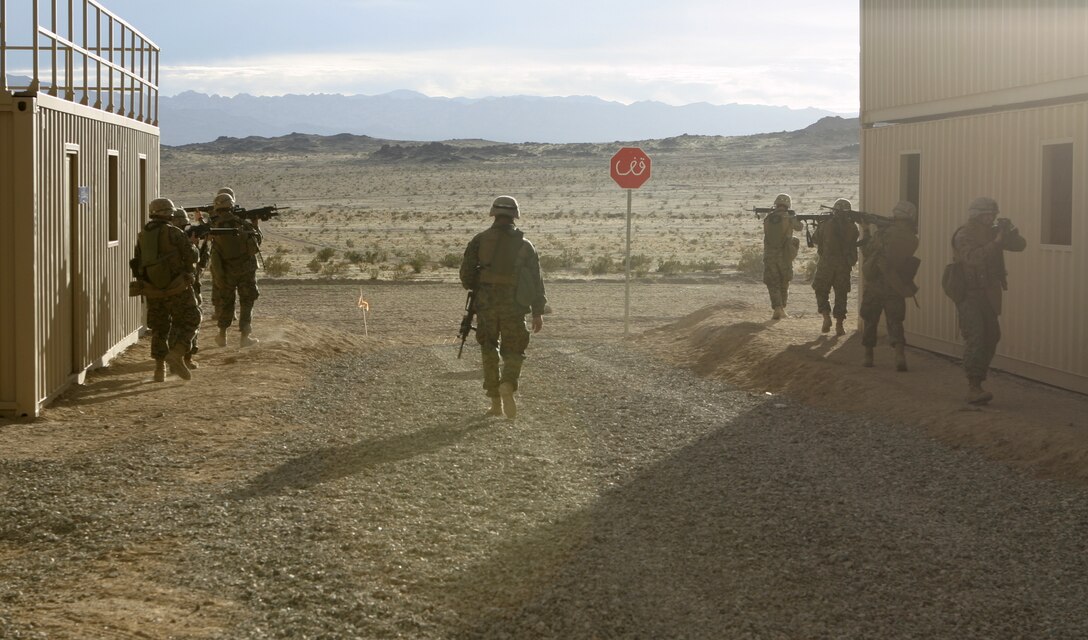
<box><xmin>25</xmin><ymin>0</ymin><xmax>860</xmax><ymax>112</ymax></box>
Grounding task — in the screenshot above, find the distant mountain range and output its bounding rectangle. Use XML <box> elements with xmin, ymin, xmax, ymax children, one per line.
<box><xmin>158</xmin><ymin>90</ymin><xmax>855</xmax><ymax>147</ymax></box>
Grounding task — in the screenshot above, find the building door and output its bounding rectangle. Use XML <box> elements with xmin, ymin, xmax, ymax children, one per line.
<box><xmin>65</xmin><ymin>147</ymin><xmax>86</xmax><ymax>374</ymax></box>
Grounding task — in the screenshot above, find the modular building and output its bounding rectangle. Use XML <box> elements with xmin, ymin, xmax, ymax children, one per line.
<box><xmin>860</xmin><ymin>0</ymin><xmax>1088</xmax><ymax>394</ymax></box>
<box><xmin>1</xmin><ymin>1</ymin><xmax>159</xmax><ymax>417</ymax></box>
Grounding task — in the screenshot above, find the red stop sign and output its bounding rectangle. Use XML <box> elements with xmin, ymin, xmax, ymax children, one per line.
<box><xmin>610</xmin><ymin>147</ymin><xmax>651</xmax><ymax>189</ymax></box>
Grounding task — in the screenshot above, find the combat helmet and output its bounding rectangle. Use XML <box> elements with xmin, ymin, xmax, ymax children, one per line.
<box><xmin>489</xmin><ymin>195</ymin><xmax>520</xmax><ymax>219</ymax></box>
<box><xmin>773</xmin><ymin>193</ymin><xmax>792</xmax><ymax>209</ymax></box>
<box><xmin>832</xmin><ymin>198</ymin><xmax>852</xmax><ymax>212</ymax></box>
<box><xmin>967</xmin><ymin>196</ymin><xmax>999</xmax><ymax>220</ymax></box>
<box><xmin>892</xmin><ymin>200</ymin><xmax>918</xmax><ymax>220</ymax></box>
<box><xmin>213</xmin><ymin>192</ymin><xmax>235</xmax><ymax>211</ymax></box>
<box><xmin>216</xmin><ymin>187</ymin><xmax>235</xmax><ymax>199</ymax></box>
<box><xmin>171</xmin><ymin>207</ymin><xmax>190</xmax><ymax>226</ymax></box>
<box><xmin>149</xmin><ymin>197</ymin><xmax>176</xmax><ymax>219</ymax></box>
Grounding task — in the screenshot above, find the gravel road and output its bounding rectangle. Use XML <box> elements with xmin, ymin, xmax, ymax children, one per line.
<box><xmin>2</xmin><ymin>282</ymin><xmax>1087</xmax><ymax>639</ymax></box>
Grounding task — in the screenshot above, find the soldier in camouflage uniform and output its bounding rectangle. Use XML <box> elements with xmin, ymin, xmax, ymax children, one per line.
<box><xmin>952</xmin><ymin>197</ymin><xmax>1026</xmax><ymax>404</ymax></box>
<box><xmin>169</xmin><ymin>208</ymin><xmax>205</xmax><ymax>369</ymax></box>
<box><xmin>811</xmin><ymin>198</ymin><xmax>860</xmax><ymax>335</ymax></box>
<box><xmin>460</xmin><ymin>196</ymin><xmax>547</xmax><ymax>419</ymax></box>
<box><xmin>208</xmin><ymin>187</ymin><xmax>235</xmax><ymax>324</ymax></box>
<box><xmin>762</xmin><ymin>193</ymin><xmax>803</xmax><ymax>319</ymax></box>
<box><xmin>208</xmin><ymin>192</ymin><xmax>263</xmax><ymax>348</ymax></box>
<box><xmin>133</xmin><ymin>198</ymin><xmax>201</xmax><ymax>382</ymax></box>
<box><xmin>859</xmin><ymin>201</ymin><xmax>920</xmax><ymax>371</ymax></box>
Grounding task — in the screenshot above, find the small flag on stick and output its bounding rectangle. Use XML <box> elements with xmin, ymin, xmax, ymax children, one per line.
<box><xmin>357</xmin><ymin>288</ymin><xmax>370</xmax><ymax>337</ymax></box>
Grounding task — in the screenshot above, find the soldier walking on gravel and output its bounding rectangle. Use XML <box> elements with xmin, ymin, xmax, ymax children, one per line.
<box><xmin>459</xmin><ymin>196</ymin><xmax>547</xmax><ymax>419</ymax></box>
<box><xmin>762</xmin><ymin>193</ymin><xmax>803</xmax><ymax>320</ymax></box>
<box><xmin>208</xmin><ymin>192</ymin><xmax>263</xmax><ymax>348</ymax></box>
<box><xmin>133</xmin><ymin>198</ymin><xmax>201</xmax><ymax>382</ymax></box>
<box><xmin>170</xmin><ymin>208</ymin><xmax>204</xmax><ymax>370</ymax></box>
<box><xmin>811</xmin><ymin>198</ymin><xmax>861</xmax><ymax>336</ymax></box>
<box><xmin>951</xmin><ymin>197</ymin><xmax>1026</xmax><ymax>404</ymax></box>
<box><xmin>859</xmin><ymin>201</ymin><xmax>920</xmax><ymax>371</ymax></box>
<box><xmin>208</xmin><ymin>187</ymin><xmax>236</xmax><ymax>324</ymax></box>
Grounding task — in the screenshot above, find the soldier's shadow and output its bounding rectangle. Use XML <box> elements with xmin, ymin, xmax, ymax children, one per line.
<box><xmin>227</xmin><ymin>416</ymin><xmax>491</xmax><ymax>500</ymax></box>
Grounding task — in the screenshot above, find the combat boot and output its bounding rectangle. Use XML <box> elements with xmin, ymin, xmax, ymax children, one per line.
<box><xmin>835</xmin><ymin>318</ymin><xmax>846</xmax><ymax>336</ymax></box>
<box><xmin>499</xmin><ymin>382</ymin><xmax>517</xmax><ymax>419</ymax></box>
<box><xmin>486</xmin><ymin>396</ymin><xmax>503</xmax><ymax>417</ymax></box>
<box><xmin>772</xmin><ymin>306</ymin><xmax>784</xmax><ymax>320</ymax></box>
<box><xmin>184</xmin><ymin>355</ymin><xmax>198</xmax><ymax>370</ymax></box>
<box><xmin>894</xmin><ymin>344</ymin><xmax>908</xmax><ymax>372</ymax></box>
<box><xmin>820</xmin><ymin>312</ymin><xmax>832</xmax><ymax>333</ymax></box>
<box><xmin>863</xmin><ymin>346</ymin><xmax>874</xmax><ymax>368</ymax></box>
<box><xmin>153</xmin><ymin>360</ymin><xmax>165</xmax><ymax>383</ymax></box>
<box><xmin>164</xmin><ymin>344</ymin><xmax>191</xmax><ymax>381</ymax></box>
<box><xmin>240</xmin><ymin>331</ymin><xmax>259</xmax><ymax>348</ymax></box>
<box><xmin>966</xmin><ymin>379</ymin><xmax>993</xmax><ymax>405</ymax></box>
<box><xmin>215</xmin><ymin>327</ymin><xmax>227</xmax><ymax>347</ymax></box>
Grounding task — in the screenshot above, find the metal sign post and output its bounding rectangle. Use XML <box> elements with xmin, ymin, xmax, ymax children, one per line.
<box><xmin>610</xmin><ymin>147</ymin><xmax>651</xmax><ymax>336</ymax></box>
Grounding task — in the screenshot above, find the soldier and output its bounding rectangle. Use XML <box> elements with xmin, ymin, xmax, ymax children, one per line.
<box><xmin>859</xmin><ymin>201</ymin><xmax>920</xmax><ymax>371</ymax></box>
<box><xmin>952</xmin><ymin>197</ymin><xmax>1026</xmax><ymax>404</ymax></box>
<box><xmin>133</xmin><ymin>198</ymin><xmax>200</xmax><ymax>382</ymax></box>
<box><xmin>459</xmin><ymin>196</ymin><xmax>547</xmax><ymax>419</ymax></box>
<box><xmin>208</xmin><ymin>187</ymin><xmax>236</xmax><ymax>323</ymax></box>
<box><xmin>762</xmin><ymin>193</ymin><xmax>803</xmax><ymax>319</ymax></box>
<box><xmin>169</xmin><ymin>208</ymin><xmax>204</xmax><ymax>370</ymax></box>
<box><xmin>208</xmin><ymin>192</ymin><xmax>263</xmax><ymax>347</ymax></box>
<box><xmin>811</xmin><ymin>198</ymin><xmax>861</xmax><ymax>335</ymax></box>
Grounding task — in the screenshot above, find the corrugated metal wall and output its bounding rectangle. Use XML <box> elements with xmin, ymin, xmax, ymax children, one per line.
<box><xmin>0</xmin><ymin>108</ymin><xmax>14</xmax><ymax>412</ymax></box>
<box><xmin>861</xmin><ymin>102</ymin><xmax>1087</xmax><ymax>393</ymax></box>
<box><xmin>862</xmin><ymin>0</ymin><xmax>1088</xmax><ymax>114</ymax></box>
<box><xmin>0</xmin><ymin>94</ymin><xmax>159</xmax><ymax>416</ymax></box>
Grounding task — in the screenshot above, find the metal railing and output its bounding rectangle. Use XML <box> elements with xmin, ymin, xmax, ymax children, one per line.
<box><xmin>1</xmin><ymin>0</ymin><xmax>159</xmax><ymax>125</ymax></box>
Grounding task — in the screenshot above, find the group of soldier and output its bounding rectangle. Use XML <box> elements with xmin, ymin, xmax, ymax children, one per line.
<box><xmin>760</xmin><ymin>193</ymin><xmax>1025</xmax><ymax>405</ymax></box>
<box><xmin>131</xmin><ymin>188</ymin><xmax>264</xmax><ymax>382</ymax></box>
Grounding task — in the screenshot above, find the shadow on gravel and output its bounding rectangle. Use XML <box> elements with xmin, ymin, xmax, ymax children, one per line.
<box><xmin>227</xmin><ymin>416</ymin><xmax>493</xmax><ymax>500</ymax></box>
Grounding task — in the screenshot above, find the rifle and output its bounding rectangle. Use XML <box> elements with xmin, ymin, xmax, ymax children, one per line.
<box><xmin>457</xmin><ymin>289</ymin><xmax>477</xmax><ymax>359</ymax></box>
<box><xmin>794</xmin><ymin>214</ymin><xmax>833</xmax><ymax>248</ymax></box>
<box><xmin>819</xmin><ymin>205</ymin><xmax>896</xmax><ymax>228</ymax></box>
<box><xmin>185</xmin><ymin>222</ymin><xmax>243</xmax><ymax>240</ymax></box>
<box><xmin>182</xmin><ymin>204</ymin><xmax>289</xmax><ymax>221</ymax></box>
<box><xmin>748</xmin><ymin>207</ymin><xmax>796</xmax><ymax>220</ymax></box>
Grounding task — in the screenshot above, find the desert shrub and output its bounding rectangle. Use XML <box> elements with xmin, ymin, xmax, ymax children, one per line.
<box><xmin>320</xmin><ymin>261</ymin><xmax>350</xmax><ymax>278</ymax></box>
<box><xmin>588</xmin><ymin>255</ymin><xmax>616</xmax><ymax>275</ymax></box>
<box><xmin>408</xmin><ymin>251</ymin><xmax>429</xmax><ymax>274</ymax></box>
<box><xmin>345</xmin><ymin>239</ymin><xmax>355</xmax><ymax>248</ymax></box>
<box><xmin>628</xmin><ymin>254</ymin><xmax>654</xmax><ymax>271</ymax></box>
<box><xmin>657</xmin><ymin>259</ymin><xmax>685</xmax><ymax>275</ymax></box>
<box><xmin>802</xmin><ymin>257</ymin><xmax>819</xmax><ymax>282</ymax></box>
<box><xmin>539</xmin><ymin>248</ymin><xmax>583</xmax><ymax>271</ymax></box>
<box><xmin>735</xmin><ymin>245</ymin><xmax>764</xmax><ymax>279</ymax></box>
<box><xmin>440</xmin><ymin>253</ymin><xmax>461</xmax><ymax>268</ymax></box>
<box><xmin>364</xmin><ymin>249</ymin><xmax>388</xmax><ymax>264</ymax></box>
<box><xmin>690</xmin><ymin>259</ymin><xmax>722</xmax><ymax>272</ymax></box>
<box><xmin>316</xmin><ymin>247</ymin><xmax>336</xmax><ymax>262</ymax></box>
<box><xmin>307</xmin><ymin>257</ymin><xmax>322</xmax><ymax>273</ymax></box>
<box><xmin>263</xmin><ymin>255</ymin><xmax>291</xmax><ymax>277</ymax></box>
<box><xmin>304</xmin><ymin>245</ymin><xmax>316</xmax><ymax>254</ymax></box>
<box><xmin>274</xmin><ymin>245</ymin><xmax>291</xmax><ymax>255</ymax></box>
<box><xmin>344</xmin><ymin>250</ymin><xmax>364</xmax><ymax>264</ymax></box>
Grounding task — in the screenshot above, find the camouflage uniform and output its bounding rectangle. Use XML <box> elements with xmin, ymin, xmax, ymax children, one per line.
<box><xmin>169</xmin><ymin>209</ymin><xmax>204</xmax><ymax>361</ymax></box>
<box><xmin>952</xmin><ymin>197</ymin><xmax>1026</xmax><ymax>401</ymax></box>
<box><xmin>133</xmin><ymin>198</ymin><xmax>200</xmax><ymax>380</ymax></box>
<box><xmin>811</xmin><ymin>199</ymin><xmax>860</xmax><ymax>323</ymax></box>
<box><xmin>209</xmin><ymin>202</ymin><xmax>262</xmax><ymax>341</ymax></box>
<box><xmin>762</xmin><ymin>194</ymin><xmax>803</xmax><ymax>317</ymax></box>
<box><xmin>859</xmin><ymin>201</ymin><xmax>919</xmax><ymax>369</ymax></box>
<box><xmin>460</xmin><ymin>196</ymin><xmax>547</xmax><ymax>418</ymax></box>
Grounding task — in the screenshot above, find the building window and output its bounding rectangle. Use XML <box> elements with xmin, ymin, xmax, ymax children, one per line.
<box><xmin>107</xmin><ymin>151</ymin><xmax>119</xmax><ymax>243</ymax></box>
<box><xmin>900</xmin><ymin>152</ymin><xmax>920</xmax><ymax>226</ymax></box>
<box><xmin>1041</xmin><ymin>142</ymin><xmax>1073</xmax><ymax>246</ymax></box>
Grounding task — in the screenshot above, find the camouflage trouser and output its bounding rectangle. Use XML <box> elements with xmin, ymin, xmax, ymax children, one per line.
<box><xmin>182</xmin><ymin>277</ymin><xmax>205</xmax><ymax>355</ymax></box>
<box><xmin>147</xmin><ymin>288</ymin><xmax>201</xmax><ymax>360</ymax></box>
<box><xmin>763</xmin><ymin>259</ymin><xmax>793</xmax><ymax>309</ymax></box>
<box><xmin>860</xmin><ymin>288</ymin><xmax>906</xmax><ymax>348</ymax></box>
<box><xmin>215</xmin><ymin>269</ymin><xmax>260</xmax><ymax>332</ymax></box>
<box><xmin>475</xmin><ymin>287</ymin><xmax>531</xmax><ymax>397</ymax></box>
<box><xmin>956</xmin><ymin>294</ymin><xmax>1001</xmax><ymax>382</ymax></box>
<box><xmin>812</xmin><ymin>261</ymin><xmax>852</xmax><ymax>319</ymax></box>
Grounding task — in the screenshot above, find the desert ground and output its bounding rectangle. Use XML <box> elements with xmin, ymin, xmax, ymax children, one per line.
<box><xmin>2</xmin><ymin>123</ymin><xmax>1087</xmax><ymax>638</ymax></box>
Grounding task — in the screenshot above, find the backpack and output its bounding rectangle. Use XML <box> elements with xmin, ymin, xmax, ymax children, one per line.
<box><xmin>941</xmin><ymin>229</ymin><xmax>967</xmax><ymax>303</ymax></box>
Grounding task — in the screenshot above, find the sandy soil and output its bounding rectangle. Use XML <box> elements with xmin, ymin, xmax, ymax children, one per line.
<box><xmin>1</xmin><ymin>278</ymin><xmax>1086</xmax><ymax>638</ymax></box>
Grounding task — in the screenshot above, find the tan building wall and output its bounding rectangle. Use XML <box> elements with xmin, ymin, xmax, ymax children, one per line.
<box><xmin>862</xmin><ymin>0</ymin><xmax>1088</xmax><ymax>123</ymax></box>
<box><xmin>860</xmin><ymin>0</ymin><xmax>1088</xmax><ymax>394</ymax></box>
<box><xmin>0</xmin><ymin>93</ymin><xmax>159</xmax><ymax>417</ymax></box>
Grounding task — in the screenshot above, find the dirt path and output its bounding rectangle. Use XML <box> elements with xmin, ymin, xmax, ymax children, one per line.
<box><xmin>2</xmin><ymin>280</ymin><xmax>1087</xmax><ymax>639</ymax></box>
